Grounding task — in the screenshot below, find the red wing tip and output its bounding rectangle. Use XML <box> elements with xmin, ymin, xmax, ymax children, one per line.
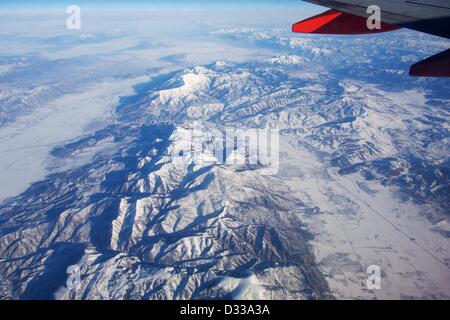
<box><xmin>409</xmin><ymin>49</ymin><xmax>450</xmax><ymax>77</ymax></box>
<box><xmin>292</xmin><ymin>9</ymin><xmax>400</xmax><ymax>35</ymax></box>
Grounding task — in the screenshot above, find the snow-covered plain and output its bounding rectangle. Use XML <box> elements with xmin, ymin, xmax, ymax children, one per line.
<box><xmin>0</xmin><ymin>76</ymin><xmax>149</xmax><ymax>201</ymax></box>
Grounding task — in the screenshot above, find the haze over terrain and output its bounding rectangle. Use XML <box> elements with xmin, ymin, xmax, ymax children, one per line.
<box><xmin>0</xmin><ymin>1</ymin><xmax>449</xmax><ymax>299</ymax></box>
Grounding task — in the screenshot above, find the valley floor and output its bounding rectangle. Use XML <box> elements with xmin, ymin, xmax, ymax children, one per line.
<box><xmin>279</xmin><ymin>134</ymin><xmax>450</xmax><ymax>299</ymax></box>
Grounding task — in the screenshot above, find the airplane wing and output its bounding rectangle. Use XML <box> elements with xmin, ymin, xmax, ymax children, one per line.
<box><xmin>293</xmin><ymin>0</ymin><xmax>450</xmax><ymax>77</ymax></box>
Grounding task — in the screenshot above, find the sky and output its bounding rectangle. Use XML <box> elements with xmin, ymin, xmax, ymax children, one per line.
<box><xmin>0</xmin><ymin>0</ymin><xmax>322</xmax><ymax>36</ymax></box>
<box><xmin>0</xmin><ymin>0</ymin><xmax>314</xmax><ymax>9</ymax></box>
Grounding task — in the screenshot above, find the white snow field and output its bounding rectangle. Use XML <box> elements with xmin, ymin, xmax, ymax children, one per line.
<box><xmin>279</xmin><ymin>133</ymin><xmax>450</xmax><ymax>299</ymax></box>
<box><xmin>0</xmin><ymin>76</ymin><xmax>150</xmax><ymax>202</ymax></box>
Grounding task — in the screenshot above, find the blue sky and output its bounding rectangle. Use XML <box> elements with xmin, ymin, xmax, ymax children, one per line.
<box><xmin>0</xmin><ymin>0</ymin><xmax>320</xmax><ymax>25</ymax></box>
<box><xmin>0</xmin><ymin>0</ymin><xmax>321</xmax><ymax>35</ymax></box>
<box><xmin>1</xmin><ymin>0</ymin><xmax>312</xmax><ymax>8</ymax></box>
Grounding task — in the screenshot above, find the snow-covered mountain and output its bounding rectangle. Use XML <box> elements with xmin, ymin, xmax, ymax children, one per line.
<box><xmin>0</xmin><ymin>19</ymin><xmax>449</xmax><ymax>300</ymax></box>
<box><xmin>0</xmin><ymin>115</ymin><xmax>329</xmax><ymax>300</ymax></box>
